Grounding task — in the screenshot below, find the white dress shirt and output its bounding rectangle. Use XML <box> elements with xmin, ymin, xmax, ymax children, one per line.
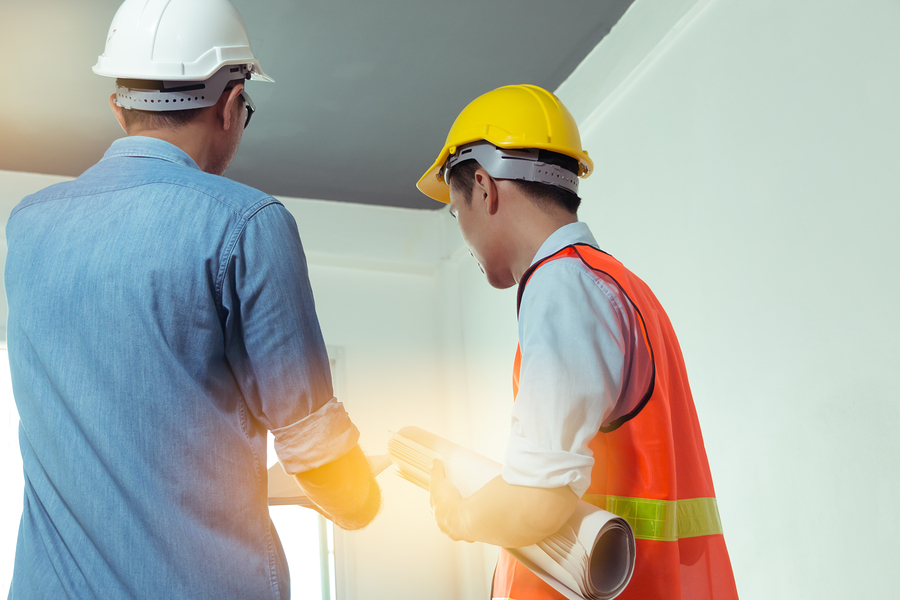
<box><xmin>501</xmin><ymin>222</ymin><xmax>652</xmax><ymax>498</ymax></box>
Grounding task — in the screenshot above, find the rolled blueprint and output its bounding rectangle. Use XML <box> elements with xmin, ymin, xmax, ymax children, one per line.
<box><xmin>388</xmin><ymin>427</ymin><xmax>635</xmax><ymax>600</ymax></box>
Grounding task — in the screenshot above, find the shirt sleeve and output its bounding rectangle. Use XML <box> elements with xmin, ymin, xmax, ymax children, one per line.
<box><xmin>501</xmin><ymin>258</ymin><xmax>633</xmax><ymax>498</ymax></box>
<box><xmin>220</xmin><ymin>201</ymin><xmax>358</xmax><ymax>474</ymax></box>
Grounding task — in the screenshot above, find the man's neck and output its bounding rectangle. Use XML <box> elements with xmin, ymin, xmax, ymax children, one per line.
<box><xmin>126</xmin><ymin>124</ymin><xmax>216</xmax><ymax>173</ymax></box>
<box><xmin>510</xmin><ymin>205</ymin><xmax>578</xmax><ymax>284</ymax></box>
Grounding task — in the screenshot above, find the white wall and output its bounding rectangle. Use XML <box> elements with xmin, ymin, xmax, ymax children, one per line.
<box><xmin>551</xmin><ymin>0</ymin><xmax>899</xmax><ymax>597</ymax></box>
<box><xmin>284</xmin><ymin>198</ymin><xmax>469</xmax><ymax>600</ymax></box>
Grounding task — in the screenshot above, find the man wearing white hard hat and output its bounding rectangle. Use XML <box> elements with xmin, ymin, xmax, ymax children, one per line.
<box><xmin>5</xmin><ymin>1</ymin><xmax>380</xmax><ymax>598</ymax></box>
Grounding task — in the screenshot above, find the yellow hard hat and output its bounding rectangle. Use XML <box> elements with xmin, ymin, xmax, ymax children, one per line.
<box><xmin>417</xmin><ymin>84</ymin><xmax>593</xmax><ymax>204</ymax></box>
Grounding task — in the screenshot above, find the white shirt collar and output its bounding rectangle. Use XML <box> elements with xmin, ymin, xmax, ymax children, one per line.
<box><xmin>530</xmin><ymin>221</ymin><xmax>599</xmax><ymax>267</ymax></box>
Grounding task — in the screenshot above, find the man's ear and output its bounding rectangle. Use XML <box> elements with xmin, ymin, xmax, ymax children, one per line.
<box><xmin>473</xmin><ymin>168</ymin><xmax>500</xmax><ymax>215</ymax></box>
<box><xmin>218</xmin><ymin>84</ymin><xmax>244</xmax><ymax>132</ymax></box>
<box><xmin>109</xmin><ymin>94</ymin><xmax>127</xmax><ymax>133</ymax></box>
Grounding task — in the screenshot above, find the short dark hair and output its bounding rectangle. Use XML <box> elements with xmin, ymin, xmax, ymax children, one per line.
<box><xmin>118</xmin><ymin>80</ymin><xmax>243</xmax><ymax>131</ymax></box>
<box><xmin>447</xmin><ymin>149</ymin><xmax>582</xmax><ymax>214</ymax></box>
<box><xmin>121</xmin><ymin>106</ymin><xmax>204</xmax><ymax>130</ymax></box>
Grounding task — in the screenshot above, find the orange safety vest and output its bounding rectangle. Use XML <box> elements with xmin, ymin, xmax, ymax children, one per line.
<box><xmin>492</xmin><ymin>244</ymin><xmax>739</xmax><ymax>600</ymax></box>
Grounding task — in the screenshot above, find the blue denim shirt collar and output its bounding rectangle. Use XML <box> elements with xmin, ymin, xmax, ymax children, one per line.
<box><xmin>102</xmin><ymin>136</ymin><xmax>201</xmax><ymax>171</ymax></box>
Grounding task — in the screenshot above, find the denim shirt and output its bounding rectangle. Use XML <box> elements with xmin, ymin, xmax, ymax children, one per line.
<box><xmin>5</xmin><ymin>137</ymin><xmax>358</xmax><ymax>599</ymax></box>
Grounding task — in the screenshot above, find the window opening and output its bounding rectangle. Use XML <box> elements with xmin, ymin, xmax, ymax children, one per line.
<box><xmin>267</xmin><ymin>349</ymin><xmax>343</xmax><ymax>600</ymax></box>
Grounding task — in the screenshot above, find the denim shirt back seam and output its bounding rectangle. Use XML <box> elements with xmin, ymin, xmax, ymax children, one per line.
<box><xmin>12</xmin><ymin>179</ymin><xmax>275</xmax><ymax>223</ymax></box>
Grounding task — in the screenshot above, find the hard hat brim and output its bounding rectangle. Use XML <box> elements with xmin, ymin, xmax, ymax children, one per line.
<box><xmin>93</xmin><ymin>58</ymin><xmax>274</xmax><ymax>84</ymax></box>
<box><xmin>416</xmin><ymin>159</ymin><xmax>451</xmax><ymax>204</ymax></box>
<box><xmin>247</xmin><ymin>63</ymin><xmax>274</xmax><ymax>83</ymax></box>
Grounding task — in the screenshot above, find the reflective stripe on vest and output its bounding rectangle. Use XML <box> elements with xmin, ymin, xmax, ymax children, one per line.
<box><xmin>582</xmin><ymin>495</ymin><xmax>723</xmax><ymax>542</ymax></box>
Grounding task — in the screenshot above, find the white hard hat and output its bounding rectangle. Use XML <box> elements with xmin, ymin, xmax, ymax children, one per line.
<box><xmin>94</xmin><ymin>0</ymin><xmax>272</xmax><ymax>110</ymax></box>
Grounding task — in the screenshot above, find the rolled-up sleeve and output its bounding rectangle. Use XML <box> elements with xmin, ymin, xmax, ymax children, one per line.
<box><xmin>502</xmin><ymin>260</ymin><xmax>630</xmax><ymax>498</ymax></box>
<box><xmin>221</xmin><ymin>201</ymin><xmax>358</xmax><ymax>473</ymax></box>
<box><xmin>271</xmin><ymin>397</ymin><xmax>359</xmax><ymax>473</ymax></box>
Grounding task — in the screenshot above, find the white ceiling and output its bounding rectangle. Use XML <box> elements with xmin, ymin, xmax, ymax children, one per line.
<box><xmin>1</xmin><ymin>0</ymin><xmax>635</xmax><ymax>209</ymax></box>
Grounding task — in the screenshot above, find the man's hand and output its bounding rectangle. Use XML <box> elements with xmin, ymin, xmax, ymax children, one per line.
<box><xmin>294</xmin><ymin>445</ymin><xmax>382</xmax><ymax>531</ymax></box>
<box><xmin>428</xmin><ymin>460</ymin><xmax>579</xmax><ymax>548</ymax></box>
<box><xmin>430</xmin><ymin>459</ymin><xmax>473</xmax><ymax>542</ymax></box>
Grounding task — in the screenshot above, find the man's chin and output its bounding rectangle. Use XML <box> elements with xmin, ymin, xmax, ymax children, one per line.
<box><xmin>486</xmin><ymin>272</ymin><xmax>516</xmax><ymax>290</ymax></box>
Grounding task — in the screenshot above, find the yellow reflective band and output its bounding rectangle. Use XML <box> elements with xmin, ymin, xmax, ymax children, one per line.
<box><xmin>582</xmin><ymin>495</ymin><xmax>723</xmax><ymax>542</ymax></box>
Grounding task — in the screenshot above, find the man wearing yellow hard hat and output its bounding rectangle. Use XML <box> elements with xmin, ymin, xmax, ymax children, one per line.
<box><xmin>421</xmin><ymin>85</ymin><xmax>739</xmax><ymax>600</ymax></box>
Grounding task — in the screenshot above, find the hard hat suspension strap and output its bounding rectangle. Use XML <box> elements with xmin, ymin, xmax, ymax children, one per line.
<box><xmin>444</xmin><ymin>142</ymin><xmax>579</xmax><ymax>195</ymax></box>
<box><xmin>114</xmin><ymin>65</ymin><xmax>252</xmax><ymax>112</ymax></box>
